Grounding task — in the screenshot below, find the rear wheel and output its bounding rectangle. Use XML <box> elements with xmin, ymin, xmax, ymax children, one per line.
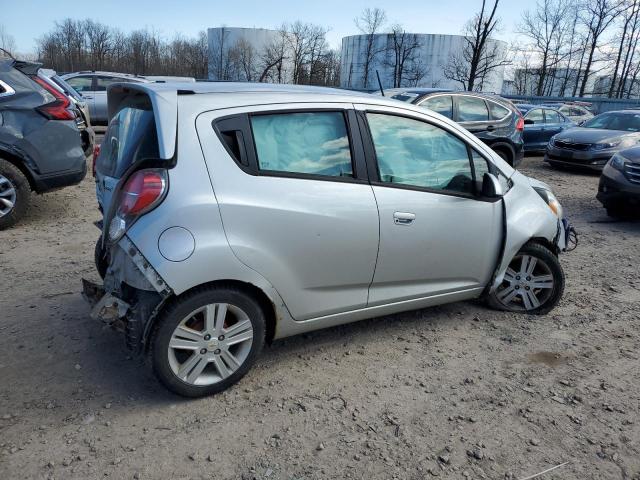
<box><xmin>151</xmin><ymin>286</ymin><xmax>266</xmax><ymax>397</ymax></box>
<box><xmin>488</xmin><ymin>243</ymin><xmax>564</xmax><ymax>315</ymax></box>
<box><xmin>494</xmin><ymin>148</ymin><xmax>510</xmax><ymax>164</ymax></box>
<box><xmin>0</xmin><ymin>159</ymin><xmax>30</xmax><ymax>230</ymax></box>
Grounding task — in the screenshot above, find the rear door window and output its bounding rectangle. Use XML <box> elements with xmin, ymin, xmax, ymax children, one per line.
<box><xmin>420</xmin><ymin>96</ymin><xmax>453</xmax><ymax>119</ymax></box>
<box><xmin>250</xmin><ymin>111</ymin><xmax>353</xmax><ymax>178</ymax></box>
<box><xmin>97</xmin><ymin>96</ymin><xmax>159</xmax><ymax>178</ymax></box>
<box><xmin>525</xmin><ymin>109</ymin><xmax>545</xmax><ymax>124</ymax></box>
<box><xmin>545</xmin><ymin>110</ymin><xmax>562</xmax><ymax>124</ymax></box>
<box><xmin>457</xmin><ymin>96</ymin><xmax>489</xmax><ymax>122</ymax></box>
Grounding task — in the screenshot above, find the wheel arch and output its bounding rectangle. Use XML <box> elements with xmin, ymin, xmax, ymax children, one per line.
<box><xmin>490</xmin><ymin>142</ymin><xmax>515</xmax><ymax>165</ymax></box>
<box><xmin>0</xmin><ymin>148</ymin><xmax>37</xmax><ymax>191</ymax></box>
<box><xmin>142</xmin><ymin>279</ymin><xmax>278</xmax><ymax>352</ymax></box>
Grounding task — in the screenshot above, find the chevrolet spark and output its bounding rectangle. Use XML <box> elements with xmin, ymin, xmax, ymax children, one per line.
<box><xmin>85</xmin><ymin>82</ymin><xmax>574</xmax><ymax>397</ymax></box>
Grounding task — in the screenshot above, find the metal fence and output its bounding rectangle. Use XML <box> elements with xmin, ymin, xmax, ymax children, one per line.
<box><xmin>502</xmin><ymin>94</ymin><xmax>640</xmax><ymax>115</ymax></box>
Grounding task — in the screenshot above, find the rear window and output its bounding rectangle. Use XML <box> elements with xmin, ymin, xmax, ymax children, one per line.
<box><xmin>250</xmin><ymin>111</ymin><xmax>353</xmax><ymax>177</ymax></box>
<box><xmin>457</xmin><ymin>96</ymin><xmax>489</xmax><ymax>122</ymax></box>
<box><xmin>488</xmin><ymin>101</ymin><xmax>510</xmax><ymax>120</ymax></box>
<box><xmin>97</xmin><ymin>96</ymin><xmax>159</xmax><ymax>178</ymax></box>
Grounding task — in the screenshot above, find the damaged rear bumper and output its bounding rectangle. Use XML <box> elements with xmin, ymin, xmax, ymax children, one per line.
<box><xmin>83</xmin><ymin>235</ymin><xmax>172</xmax><ymax>353</ymax></box>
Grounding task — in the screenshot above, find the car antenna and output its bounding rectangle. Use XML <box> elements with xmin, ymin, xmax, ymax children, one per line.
<box><xmin>376</xmin><ymin>70</ymin><xmax>385</xmax><ymax>97</ymax></box>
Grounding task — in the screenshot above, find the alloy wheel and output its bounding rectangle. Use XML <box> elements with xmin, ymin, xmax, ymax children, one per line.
<box><xmin>167</xmin><ymin>303</ymin><xmax>254</xmax><ymax>386</ymax></box>
<box><xmin>495</xmin><ymin>254</ymin><xmax>555</xmax><ymax>311</ymax></box>
<box><xmin>0</xmin><ymin>174</ymin><xmax>17</xmax><ymax>218</ymax></box>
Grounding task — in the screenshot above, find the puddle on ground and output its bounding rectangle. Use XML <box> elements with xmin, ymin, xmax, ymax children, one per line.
<box><xmin>528</xmin><ymin>351</ymin><xmax>568</xmax><ymax>367</ymax></box>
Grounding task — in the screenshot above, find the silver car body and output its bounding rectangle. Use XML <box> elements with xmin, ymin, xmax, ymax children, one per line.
<box><xmin>99</xmin><ymin>82</ymin><xmax>566</xmax><ymax>340</ymax></box>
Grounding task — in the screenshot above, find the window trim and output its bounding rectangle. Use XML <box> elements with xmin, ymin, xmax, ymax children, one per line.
<box><xmin>358</xmin><ymin>109</ymin><xmax>502</xmax><ymax>202</ymax></box>
<box><xmin>0</xmin><ymin>79</ymin><xmax>15</xmax><ymax>98</ymax></box>
<box><xmin>212</xmin><ymin>108</ymin><xmax>370</xmax><ymax>184</ymax></box>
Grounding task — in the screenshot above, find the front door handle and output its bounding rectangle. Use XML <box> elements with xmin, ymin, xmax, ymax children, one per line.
<box><xmin>394</xmin><ymin>212</ymin><xmax>416</xmax><ymax>225</ymax></box>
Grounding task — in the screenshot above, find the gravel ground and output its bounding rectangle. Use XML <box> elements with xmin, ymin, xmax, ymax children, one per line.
<box><xmin>0</xmin><ymin>155</ymin><xmax>639</xmax><ymax>480</ymax></box>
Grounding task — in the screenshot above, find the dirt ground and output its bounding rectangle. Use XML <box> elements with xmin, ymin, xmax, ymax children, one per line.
<box><xmin>1</xmin><ymin>155</ymin><xmax>639</xmax><ymax>480</ymax></box>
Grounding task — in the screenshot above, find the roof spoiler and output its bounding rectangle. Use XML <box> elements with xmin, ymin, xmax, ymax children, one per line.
<box><xmin>12</xmin><ymin>60</ymin><xmax>43</xmax><ymax>76</ymax></box>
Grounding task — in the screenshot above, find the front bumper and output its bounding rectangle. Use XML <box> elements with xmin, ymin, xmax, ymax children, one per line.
<box><xmin>544</xmin><ymin>146</ymin><xmax>616</xmax><ymax>171</ymax></box>
<box><xmin>597</xmin><ymin>167</ymin><xmax>640</xmax><ymax>207</ymax></box>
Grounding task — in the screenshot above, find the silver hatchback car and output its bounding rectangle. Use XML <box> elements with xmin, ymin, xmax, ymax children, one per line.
<box><xmin>85</xmin><ymin>82</ymin><xmax>574</xmax><ymax>397</ymax></box>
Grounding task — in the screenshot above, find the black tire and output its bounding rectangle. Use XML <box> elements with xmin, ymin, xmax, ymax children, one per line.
<box><xmin>94</xmin><ymin>237</ymin><xmax>109</xmax><ymax>279</ymax></box>
<box><xmin>487</xmin><ymin>242</ymin><xmax>565</xmax><ymax>315</ymax></box>
<box><xmin>494</xmin><ymin>148</ymin><xmax>511</xmax><ymax>165</ymax></box>
<box><xmin>151</xmin><ymin>286</ymin><xmax>266</xmax><ymax>397</ymax></box>
<box><xmin>0</xmin><ymin>159</ymin><xmax>31</xmax><ymax>230</ymax></box>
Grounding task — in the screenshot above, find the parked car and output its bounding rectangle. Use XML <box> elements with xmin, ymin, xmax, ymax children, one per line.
<box><xmin>597</xmin><ymin>146</ymin><xmax>640</xmax><ymax>217</ymax></box>
<box><xmin>385</xmin><ymin>89</ymin><xmax>525</xmax><ymax>167</ymax></box>
<box><xmin>84</xmin><ymin>82</ymin><xmax>574</xmax><ymax>397</ymax></box>
<box><xmin>545</xmin><ymin>110</ymin><xmax>640</xmax><ymax>171</ymax></box>
<box><xmin>542</xmin><ymin>103</ymin><xmax>594</xmax><ymax>125</ymax></box>
<box><xmin>517</xmin><ymin>104</ymin><xmax>575</xmax><ymax>153</ymax></box>
<box><xmin>0</xmin><ymin>59</ymin><xmax>86</xmax><ymax>229</ymax></box>
<box><xmin>61</xmin><ymin>72</ymin><xmax>196</xmax><ymax>125</ymax></box>
<box><xmin>61</xmin><ymin>71</ymin><xmax>151</xmax><ymax>125</ymax></box>
<box><xmin>39</xmin><ymin>68</ymin><xmax>94</xmax><ymax>156</ymax></box>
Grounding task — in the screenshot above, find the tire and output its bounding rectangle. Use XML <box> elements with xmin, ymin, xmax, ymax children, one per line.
<box><xmin>487</xmin><ymin>242</ymin><xmax>565</xmax><ymax>315</ymax></box>
<box><xmin>94</xmin><ymin>237</ymin><xmax>109</xmax><ymax>279</ymax></box>
<box><xmin>494</xmin><ymin>148</ymin><xmax>510</xmax><ymax>164</ymax></box>
<box><xmin>0</xmin><ymin>159</ymin><xmax>31</xmax><ymax>230</ymax></box>
<box><xmin>151</xmin><ymin>286</ymin><xmax>266</xmax><ymax>397</ymax></box>
<box><xmin>605</xmin><ymin>203</ymin><xmax>630</xmax><ymax>218</ymax></box>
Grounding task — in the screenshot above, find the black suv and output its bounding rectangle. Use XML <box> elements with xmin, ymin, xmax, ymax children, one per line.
<box><xmin>0</xmin><ymin>59</ymin><xmax>86</xmax><ymax>229</ymax></box>
<box><xmin>386</xmin><ymin>89</ymin><xmax>525</xmax><ymax>167</ymax></box>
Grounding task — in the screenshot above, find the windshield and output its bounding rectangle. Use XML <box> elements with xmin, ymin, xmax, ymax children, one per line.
<box><xmin>582</xmin><ymin>112</ymin><xmax>640</xmax><ymax>132</ymax></box>
<box><xmin>97</xmin><ymin>96</ymin><xmax>159</xmax><ymax>178</ymax></box>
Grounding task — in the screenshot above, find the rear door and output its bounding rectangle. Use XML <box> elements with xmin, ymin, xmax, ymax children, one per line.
<box><xmin>543</xmin><ymin>109</ymin><xmax>567</xmax><ymax>141</ymax></box>
<box><xmin>455</xmin><ymin>95</ymin><xmax>492</xmax><ymax>138</ymax></box>
<box><xmin>196</xmin><ymin>104</ymin><xmax>380</xmax><ymax>320</ymax></box>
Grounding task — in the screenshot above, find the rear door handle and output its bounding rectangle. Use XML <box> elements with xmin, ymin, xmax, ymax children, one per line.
<box><xmin>393</xmin><ymin>212</ymin><xmax>416</xmax><ymax>225</ymax></box>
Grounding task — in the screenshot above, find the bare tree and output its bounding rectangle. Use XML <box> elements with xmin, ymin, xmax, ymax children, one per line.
<box><xmin>519</xmin><ymin>0</ymin><xmax>573</xmax><ymax>95</ymax></box>
<box><xmin>444</xmin><ymin>0</ymin><xmax>510</xmax><ymax>91</ymax></box>
<box><xmin>84</xmin><ymin>20</ymin><xmax>111</xmax><ymax>70</ymax></box>
<box><xmin>258</xmin><ymin>28</ymin><xmax>288</xmax><ymax>83</ymax></box>
<box><xmin>355</xmin><ymin>8</ymin><xmax>387</xmax><ymax>88</ymax></box>
<box><xmin>386</xmin><ymin>25</ymin><xmax>422</xmax><ymax>87</ymax></box>
<box><xmin>579</xmin><ymin>0</ymin><xmax>624</xmax><ymax>95</ymax></box>
<box><xmin>0</xmin><ymin>25</ymin><xmax>16</xmax><ymax>56</ymax></box>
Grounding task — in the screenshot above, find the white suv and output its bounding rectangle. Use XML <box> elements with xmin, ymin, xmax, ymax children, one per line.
<box><xmin>85</xmin><ymin>82</ymin><xmax>574</xmax><ymax>397</ymax></box>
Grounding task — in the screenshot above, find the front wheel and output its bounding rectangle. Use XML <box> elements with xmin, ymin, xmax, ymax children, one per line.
<box><xmin>488</xmin><ymin>243</ymin><xmax>564</xmax><ymax>315</ymax></box>
<box><xmin>151</xmin><ymin>286</ymin><xmax>266</xmax><ymax>397</ymax></box>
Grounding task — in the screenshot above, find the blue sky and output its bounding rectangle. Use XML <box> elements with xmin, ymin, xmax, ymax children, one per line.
<box><xmin>3</xmin><ymin>0</ymin><xmax>531</xmax><ymax>54</ymax></box>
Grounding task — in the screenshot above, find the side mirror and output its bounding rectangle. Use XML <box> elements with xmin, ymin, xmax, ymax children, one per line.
<box><xmin>482</xmin><ymin>172</ymin><xmax>503</xmax><ymax>198</ymax></box>
<box><xmin>524</xmin><ymin>118</ymin><xmax>535</xmax><ymax>125</ymax></box>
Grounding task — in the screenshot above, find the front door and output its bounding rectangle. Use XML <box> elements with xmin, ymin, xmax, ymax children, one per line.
<box><xmin>356</xmin><ymin>105</ymin><xmax>503</xmax><ymax>306</ymax></box>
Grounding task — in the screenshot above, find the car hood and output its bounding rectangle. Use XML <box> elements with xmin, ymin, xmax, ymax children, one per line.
<box><xmin>554</xmin><ymin>127</ymin><xmax>640</xmax><ymax>144</ymax></box>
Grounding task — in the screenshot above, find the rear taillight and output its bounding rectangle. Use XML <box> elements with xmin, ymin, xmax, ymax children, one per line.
<box><xmin>516</xmin><ymin>115</ymin><xmax>524</xmax><ymax>132</ymax></box>
<box><xmin>32</xmin><ymin>76</ymin><xmax>76</xmax><ymax>121</ymax></box>
<box><xmin>92</xmin><ymin>144</ymin><xmax>101</xmax><ymax>177</ymax></box>
<box><xmin>108</xmin><ymin>169</ymin><xmax>168</xmax><ymax>241</ymax></box>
